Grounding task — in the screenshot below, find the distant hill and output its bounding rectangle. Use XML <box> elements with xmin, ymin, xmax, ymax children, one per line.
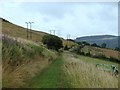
<box><xmin>75</xmin><ymin>35</ymin><xmax>120</xmax><ymax>49</ymax></box>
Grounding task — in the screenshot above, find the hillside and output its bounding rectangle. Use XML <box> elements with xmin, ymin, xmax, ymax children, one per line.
<box><xmin>2</xmin><ymin>18</ymin><xmax>76</xmax><ymax>48</ymax></box>
<box><xmin>1</xmin><ymin>18</ymin><xmax>119</xmax><ymax>88</ymax></box>
<box><xmin>75</xmin><ymin>35</ymin><xmax>119</xmax><ymax>49</ymax></box>
<box><xmin>2</xmin><ymin>35</ymin><xmax>57</xmax><ymax>87</ymax></box>
<box><xmin>80</xmin><ymin>45</ymin><xmax>120</xmax><ymax>62</ymax></box>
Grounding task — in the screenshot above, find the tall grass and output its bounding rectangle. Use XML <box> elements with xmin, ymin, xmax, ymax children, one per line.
<box><xmin>2</xmin><ymin>35</ymin><xmax>57</xmax><ymax>88</ymax></box>
<box><xmin>63</xmin><ymin>53</ymin><xmax>118</xmax><ymax>88</ymax></box>
<box><xmin>28</xmin><ymin>56</ymin><xmax>63</xmax><ymax>88</ymax></box>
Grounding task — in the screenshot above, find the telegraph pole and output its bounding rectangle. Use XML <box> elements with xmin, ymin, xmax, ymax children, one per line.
<box><xmin>50</xmin><ymin>30</ymin><xmax>55</xmax><ymax>35</ymax></box>
<box><xmin>29</xmin><ymin>22</ymin><xmax>34</xmax><ymax>39</ymax></box>
<box><xmin>50</xmin><ymin>30</ymin><xmax>51</xmax><ymax>34</ymax></box>
<box><xmin>67</xmin><ymin>34</ymin><xmax>70</xmax><ymax>40</ymax></box>
<box><xmin>53</xmin><ymin>30</ymin><xmax>55</xmax><ymax>35</ymax></box>
<box><xmin>25</xmin><ymin>22</ymin><xmax>29</xmax><ymax>39</ymax></box>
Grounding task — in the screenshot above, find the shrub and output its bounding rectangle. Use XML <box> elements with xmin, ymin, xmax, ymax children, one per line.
<box><xmin>91</xmin><ymin>43</ymin><xmax>98</xmax><ymax>47</ymax></box>
<box><xmin>109</xmin><ymin>57</ymin><xmax>118</xmax><ymax>62</ymax></box>
<box><xmin>115</xmin><ymin>47</ymin><xmax>120</xmax><ymax>51</ymax></box>
<box><xmin>42</xmin><ymin>34</ymin><xmax>63</xmax><ymax>51</ymax></box>
<box><xmin>101</xmin><ymin>43</ymin><xmax>107</xmax><ymax>48</ymax></box>
<box><xmin>85</xmin><ymin>52</ymin><xmax>91</xmax><ymax>56</ymax></box>
<box><xmin>82</xmin><ymin>41</ymin><xmax>90</xmax><ymax>46</ymax></box>
<box><xmin>64</xmin><ymin>45</ymin><xmax>69</xmax><ymax>50</ymax></box>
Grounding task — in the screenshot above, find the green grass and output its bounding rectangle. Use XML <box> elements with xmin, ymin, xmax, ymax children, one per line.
<box><xmin>28</xmin><ymin>55</ymin><xmax>63</xmax><ymax>88</ymax></box>
<box><xmin>75</xmin><ymin>54</ymin><xmax>119</xmax><ymax>71</ymax></box>
<box><xmin>63</xmin><ymin>52</ymin><xmax>118</xmax><ymax>88</ymax></box>
<box><xmin>78</xmin><ymin>55</ymin><xmax>118</xmax><ymax>66</ymax></box>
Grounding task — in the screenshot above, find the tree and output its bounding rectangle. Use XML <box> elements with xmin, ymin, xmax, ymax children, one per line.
<box><xmin>101</xmin><ymin>43</ymin><xmax>106</xmax><ymax>48</ymax></box>
<box><xmin>115</xmin><ymin>47</ymin><xmax>120</xmax><ymax>51</ymax></box>
<box><xmin>64</xmin><ymin>45</ymin><xmax>69</xmax><ymax>50</ymax></box>
<box><xmin>82</xmin><ymin>41</ymin><xmax>90</xmax><ymax>46</ymax></box>
<box><xmin>42</xmin><ymin>34</ymin><xmax>63</xmax><ymax>51</ymax></box>
<box><xmin>91</xmin><ymin>43</ymin><xmax>98</xmax><ymax>47</ymax></box>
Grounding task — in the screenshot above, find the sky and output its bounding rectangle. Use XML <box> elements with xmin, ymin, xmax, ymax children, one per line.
<box><xmin>0</xmin><ymin>1</ymin><xmax>118</xmax><ymax>39</ymax></box>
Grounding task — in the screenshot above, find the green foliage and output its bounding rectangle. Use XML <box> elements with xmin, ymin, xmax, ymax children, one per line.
<box><xmin>82</xmin><ymin>41</ymin><xmax>90</xmax><ymax>46</ymax></box>
<box><xmin>2</xmin><ymin>36</ymin><xmax>44</xmax><ymax>66</ymax></box>
<box><xmin>28</xmin><ymin>44</ymin><xmax>44</xmax><ymax>54</ymax></box>
<box><xmin>109</xmin><ymin>57</ymin><xmax>118</xmax><ymax>62</ymax></box>
<box><xmin>91</xmin><ymin>43</ymin><xmax>100</xmax><ymax>47</ymax></box>
<box><xmin>85</xmin><ymin>52</ymin><xmax>91</xmax><ymax>56</ymax></box>
<box><xmin>64</xmin><ymin>45</ymin><xmax>69</xmax><ymax>50</ymax></box>
<box><xmin>114</xmin><ymin>47</ymin><xmax>120</xmax><ymax>51</ymax></box>
<box><xmin>42</xmin><ymin>34</ymin><xmax>63</xmax><ymax>51</ymax></box>
<box><xmin>77</xmin><ymin>41</ymin><xmax>90</xmax><ymax>46</ymax></box>
<box><xmin>101</xmin><ymin>43</ymin><xmax>107</xmax><ymax>48</ymax></box>
<box><xmin>92</xmin><ymin>54</ymin><xmax>107</xmax><ymax>60</ymax></box>
<box><xmin>29</xmin><ymin>56</ymin><xmax>63</xmax><ymax>88</ymax></box>
<box><xmin>77</xmin><ymin>42</ymin><xmax>82</xmax><ymax>45</ymax></box>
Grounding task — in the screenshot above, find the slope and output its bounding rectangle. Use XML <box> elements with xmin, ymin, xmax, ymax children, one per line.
<box><xmin>2</xmin><ymin>18</ymin><xmax>76</xmax><ymax>47</ymax></box>
<box><xmin>75</xmin><ymin>35</ymin><xmax>119</xmax><ymax>49</ymax></box>
<box><xmin>2</xmin><ymin>35</ymin><xmax>57</xmax><ymax>88</ymax></box>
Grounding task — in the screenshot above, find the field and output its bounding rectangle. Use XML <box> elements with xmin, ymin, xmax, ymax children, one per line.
<box><xmin>63</xmin><ymin>52</ymin><xmax>118</xmax><ymax>88</ymax></box>
<box><xmin>81</xmin><ymin>46</ymin><xmax>120</xmax><ymax>61</ymax></box>
<box><xmin>1</xmin><ymin>18</ymin><xmax>119</xmax><ymax>88</ymax></box>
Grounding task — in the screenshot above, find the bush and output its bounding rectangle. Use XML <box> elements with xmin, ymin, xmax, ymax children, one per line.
<box><xmin>101</xmin><ymin>43</ymin><xmax>106</xmax><ymax>48</ymax></box>
<box><xmin>82</xmin><ymin>41</ymin><xmax>90</xmax><ymax>46</ymax></box>
<box><xmin>91</xmin><ymin>54</ymin><xmax>107</xmax><ymax>60</ymax></box>
<box><xmin>115</xmin><ymin>47</ymin><xmax>120</xmax><ymax>51</ymax></box>
<box><xmin>109</xmin><ymin>57</ymin><xmax>118</xmax><ymax>62</ymax></box>
<box><xmin>64</xmin><ymin>45</ymin><xmax>69</xmax><ymax>50</ymax></box>
<box><xmin>85</xmin><ymin>52</ymin><xmax>91</xmax><ymax>56</ymax></box>
<box><xmin>42</xmin><ymin>34</ymin><xmax>63</xmax><ymax>51</ymax></box>
<box><xmin>91</xmin><ymin>43</ymin><xmax>100</xmax><ymax>47</ymax></box>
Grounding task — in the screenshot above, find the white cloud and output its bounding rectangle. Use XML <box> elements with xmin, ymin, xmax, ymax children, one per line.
<box><xmin>0</xmin><ymin>2</ymin><xmax>118</xmax><ymax>39</ymax></box>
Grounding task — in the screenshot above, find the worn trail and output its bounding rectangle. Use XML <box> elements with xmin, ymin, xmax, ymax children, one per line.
<box><xmin>28</xmin><ymin>55</ymin><xmax>65</xmax><ymax>88</ymax></box>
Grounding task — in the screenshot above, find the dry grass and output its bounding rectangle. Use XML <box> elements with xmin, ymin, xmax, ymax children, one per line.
<box><xmin>81</xmin><ymin>46</ymin><xmax>120</xmax><ymax>60</ymax></box>
<box><xmin>3</xmin><ymin>55</ymin><xmax>50</xmax><ymax>88</ymax></box>
<box><xmin>0</xmin><ymin>64</ymin><xmax>2</xmax><ymax>89</ymax></box>
<box><xmin>2</xmin><ymin>20</ymin><xmax>76</xmax><ymax>48</ymax></box>
<box><xmin>2</xmin><ymin>35</ymin><xmax>57</xmax><ymax>88</ymax></box>
<box><xmin>62</xmin><ymin>52</ymin><xmax>118</xmax><ymax>88</ymax></box>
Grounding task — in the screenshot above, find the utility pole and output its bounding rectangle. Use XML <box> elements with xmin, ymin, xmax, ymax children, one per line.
<box><xmin>53</xmin><ymin>30</ymin><xmax>55</xmax><ymax>35</ymax></box>
<box><xmin>67</xmin><ymin>34</ymin><xmax>70</xmax><ymax>40</ymax></box>
<box><xmin>29</xmin><ymin>22</ymin><xmax>34</xmax><ymax>39</ymax></box>
<box><xmin>50</xmin><ymin>30</ymin><xmax>52</xmax><ymax>34</ymax></box>
<box><xmin>25</xmin><ymin>22</ymin><xmax>29</xmax><ymax>39</ymax></box>
<box><xmin>68</xmin><ymin>34</ymin><xmax>70</xmax><ymax>39</ymax></box>
<box><xmin>50</xmin><ymin>30</ymin><xmax>55</xmax><ymax>35</ymax></box>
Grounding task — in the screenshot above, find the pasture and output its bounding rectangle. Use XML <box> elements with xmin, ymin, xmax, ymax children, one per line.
<box><xmin>63</xmin><ymin>52</ymin><xmax>118</xmax><ymax>88</ymax></box>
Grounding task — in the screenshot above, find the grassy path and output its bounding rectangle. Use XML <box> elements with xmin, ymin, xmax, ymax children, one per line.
<box><xmin>28</xmin><ymin>55</ymin><xmax>64</xmax><ymax>88</ymax></box>
<box><xmin>27</xmin><ymin>52</ymin><xmax>118</xmax><ymax>88</ymax></box>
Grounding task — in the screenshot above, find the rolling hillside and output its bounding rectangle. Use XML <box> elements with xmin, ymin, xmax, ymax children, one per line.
<box><xmin>1</xmin><ymin>18</ymin><xmax>119</xmax><ymax>88</ymax></box>
<box><xmin>75</xmin><ymin>35</ymin><xmax>120</xmax><ymax>49</ymax></box>
<box><xmin>2</xmin><ymin>18</ymin><xmax>76</xmax><ymax>48</ymax></box>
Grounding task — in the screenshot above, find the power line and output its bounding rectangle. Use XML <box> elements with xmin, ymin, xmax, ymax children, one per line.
<box><xmin>49</xmin><ymin>30</ymin><xmax>56</xmax><ymax>35</ymax></box>
<box><xmin>25</xmin><ymin>22</ymin><xmax>29</xmax><ymax>39</ymax></box>
<box><xmin>67</xmin><ymin>34</ymin><xmax>70</xmax><ymax>40</ymax></box>
<box><xmin>25</xmin><ymin>22</ymin><xmax>34</xmax><ymax>39</ymax></box>
<box><xmin>29</xmin><ymin>22</ymin><xmax>34</xmax><ymax>39</ymax></box>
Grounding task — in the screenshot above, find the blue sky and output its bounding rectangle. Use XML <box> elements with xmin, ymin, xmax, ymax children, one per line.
<box><xmin>0</xmin><ymin>1</ymin><xmax>118</xmax><ymax>39</ymax></box>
